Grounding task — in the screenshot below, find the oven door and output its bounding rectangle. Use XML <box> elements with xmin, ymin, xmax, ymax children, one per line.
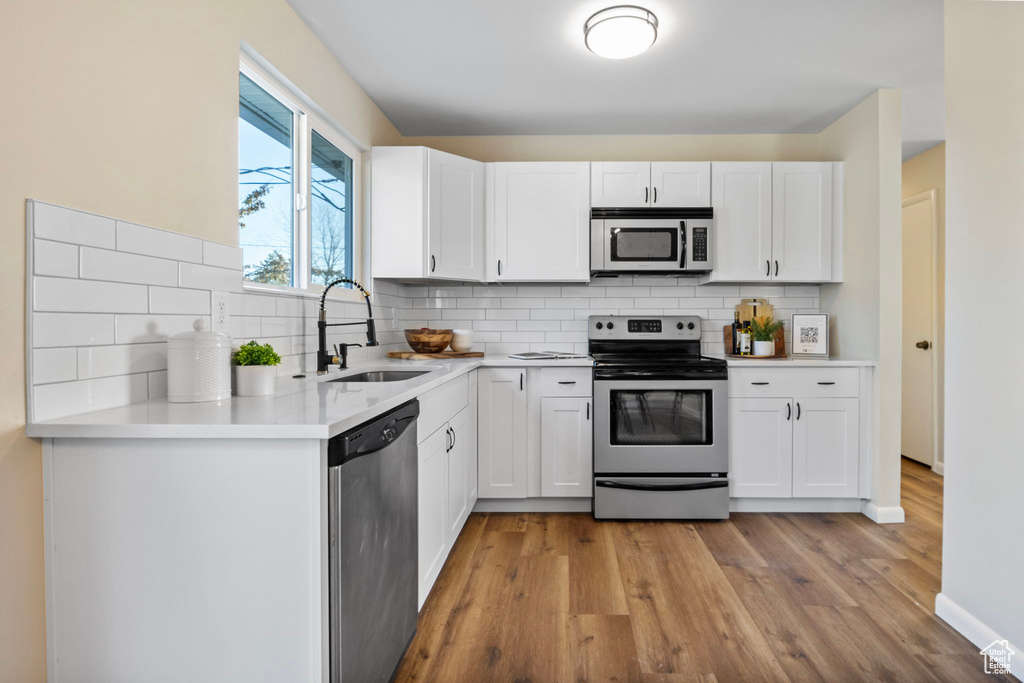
<box><xmin>598</xmin><ymin>219</ymin><xmax>683</xmax><ymax>272</ymax></box>
<box><xmin>593</xmin><ymin>378</ymin><xmax>729</xmax><ymax>473</ymax></box>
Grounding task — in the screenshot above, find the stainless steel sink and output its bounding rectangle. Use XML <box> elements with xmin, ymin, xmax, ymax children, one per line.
<box><xmin>330</xmin><ymin>370</ymin><xmax>430</xmax><ymax>383</ymax></box>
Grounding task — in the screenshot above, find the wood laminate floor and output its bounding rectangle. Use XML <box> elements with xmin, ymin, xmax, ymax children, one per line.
<box><xmin>395</xmin><ymin>459</ymin><xmax>1015</xmax><ymax>682</ymax></box>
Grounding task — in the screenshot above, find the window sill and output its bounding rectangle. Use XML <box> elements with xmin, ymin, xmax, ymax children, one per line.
<box><xmin>242</xmin><ymin>281</ymin><xmax>366</xmax><ymax>304</ymax></box>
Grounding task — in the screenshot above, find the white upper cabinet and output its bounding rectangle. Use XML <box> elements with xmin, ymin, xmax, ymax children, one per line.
<box><xmin>710</xmin><ymin>162</ymin><xmax>773</xmax><ymax>281</ymax></box>
<box><xmin>591</xmin><ymin>162</ymin><xmax>710</xmax><ymax>208</ymax></box>
<box><xmin>491</xmin><ymin>162</ymin><xmax>590</xmax><ymax>282</ymax></box>
<box><xmin>772</xmin><ymin>162</ymin><xmax>833</xmax><ymax>282</ymax></box>
<box><xmin>371</xmin><ymin>146</ymin><xmax>485</xmax><ymax>281</ymax></box>
<box><xmin>707</xmin><ymin>161</ymin><xmax>839</xmax><ymax>283</ymax></box>
<box><xmin>649</xmin><ymin>162</ymin><xmax>711</xmax><ymax>207</ymax></box>
<box><xmin>591</xmin><ymin>162</ymin><xmax>651</xmax><ymax>207</ymax></box>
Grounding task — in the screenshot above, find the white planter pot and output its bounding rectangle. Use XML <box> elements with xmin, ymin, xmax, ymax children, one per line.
<box><xmin>753</xmin><ymin>340</ymin><xmax>775</xmax><ymax>357</ymax></box>
<box><xmin>235</xmin><ymin>365</ymin><xmax>277</xmax><ymax>396</ymax></box>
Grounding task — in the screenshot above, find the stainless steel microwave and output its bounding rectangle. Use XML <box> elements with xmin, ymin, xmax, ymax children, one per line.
<box><xmin>590</xmin><ymin>208</ymin><xmax>714</xmax><ymax>275</ymax></box>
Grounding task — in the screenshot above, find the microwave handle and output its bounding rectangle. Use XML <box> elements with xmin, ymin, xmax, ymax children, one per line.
<box><xmin>679</xmin><ymin>222</ymin><xmax>687</xmax><ymax>269</ymax></box>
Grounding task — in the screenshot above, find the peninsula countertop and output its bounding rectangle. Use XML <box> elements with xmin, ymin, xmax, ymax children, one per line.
<box><xmin>26</xmin><ymin>356</ymin><xmax>594</xmax><ymax>440</ymax></box>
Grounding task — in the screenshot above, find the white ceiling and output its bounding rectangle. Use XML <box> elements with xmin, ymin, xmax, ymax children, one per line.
<box><xmin>287</xmin><ymin>0</ymin><xmax>944</xmax><ymax>160</ymax></box>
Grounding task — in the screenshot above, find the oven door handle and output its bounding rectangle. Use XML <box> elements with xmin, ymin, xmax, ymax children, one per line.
<box><xmin>595</xmin><ymin>479</ymin><xmax>729</xmax><ymax>492</ymax></box>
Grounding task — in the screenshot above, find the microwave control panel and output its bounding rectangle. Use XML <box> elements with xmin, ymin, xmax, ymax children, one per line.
<box><xmin>691</xmin><ymin>227</ymin><xmax>708</xmax><ymax>262</ymax></box>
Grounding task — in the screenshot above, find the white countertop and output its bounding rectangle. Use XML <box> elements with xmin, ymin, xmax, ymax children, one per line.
<box><xmin>26</xmin><ymin>356</ymin><xmax>594</xmax><ymax>440</ymax></box>
<box><xmin>725</xmin><ymin>358</ymin><xmax>876</xmax><ymax>367</ymax></box>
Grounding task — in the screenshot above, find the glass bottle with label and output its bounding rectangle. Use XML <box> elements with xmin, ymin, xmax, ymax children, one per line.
<box><xmin>731</xmin><ymin>311</ymin><xmax>741</xmax><ymax>355</ymax></box>
<box><xmin>739</xmin><ymin>320</ymin><xmax>752</xmax><ymax>356</ymax></box>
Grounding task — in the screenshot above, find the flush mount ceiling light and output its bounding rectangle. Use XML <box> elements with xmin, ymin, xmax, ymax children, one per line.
<box><xmin>584</xmin><ymin>5</ymin><xmax>659</xmax><ymax>59</ymax></box>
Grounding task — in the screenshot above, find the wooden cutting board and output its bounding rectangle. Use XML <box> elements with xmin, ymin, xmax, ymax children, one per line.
<box><xmin>738</xmin><ymin>298</ymin><xmax>773</xmax><ymax>323</ymax></box>
<box><xmin>387</xmin><ymin>350</ymin><xmax>485</xmax><ymax>360</ymax></box>
<box><xmin>722</xmin><ymin>325</ymin><xmax>788</xmax><ymax>359</ymax></box>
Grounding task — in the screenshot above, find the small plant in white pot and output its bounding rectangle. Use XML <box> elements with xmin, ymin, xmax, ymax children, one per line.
<box><xmin>233</xmin><ymin>341</ymin><xmax>281</xmax><ymax>396</ymax></box>
<box><xmin>750</xmin><ymin>316</ymin><xmax>783</xmax><ymax>357</ymax></box>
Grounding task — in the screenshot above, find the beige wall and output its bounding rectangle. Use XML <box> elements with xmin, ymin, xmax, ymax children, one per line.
<box><xmin>818</xmin><ymin>90</ymin><xmax>905</xmax><ymax>513</ymax></box>
<box><xmin>940</xmin><ymin>0</ymin><xmax>1024</xmax><ymax>650</ymax></box>
<box><xmin>0</xmin><ymin>1</ymin><xmax>400</xmax><ymax>679</ymax></box>
<box><xmin>400</xmin><ymin>134</ymin><xmax>820</xmax><ymax>162</ymax></box>
<box><xmin>902</xmin><ymin>143</ymin><xmax>945</xmax><ymax>469</ymax></box>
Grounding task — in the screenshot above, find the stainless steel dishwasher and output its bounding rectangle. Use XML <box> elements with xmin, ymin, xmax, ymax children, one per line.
<box><xmin>329</xmin><ymin>399</ymin><xmax>419</xmax><ymax>682</ymax></box>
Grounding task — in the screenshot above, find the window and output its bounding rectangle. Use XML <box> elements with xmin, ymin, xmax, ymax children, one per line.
<box><xmin>237</xmin><ymin>58</ymin><xmax>361</xmax><ymax>295</ymax></box>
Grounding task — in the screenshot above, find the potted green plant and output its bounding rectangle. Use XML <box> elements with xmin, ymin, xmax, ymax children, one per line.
<box><xmin>750</xmin><ymin>316</ymin><xmax>783</xmax><ymax>357</ymax></box>
<box><xmin>233</xmin><ymin>340</ymin><xmax>282</xmax><ymax>396</ymax></box>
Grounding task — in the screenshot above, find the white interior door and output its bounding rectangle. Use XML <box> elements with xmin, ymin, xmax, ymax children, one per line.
<box><xmin>901</xmin><ymin>191</ymin><xmax>938</xmax><ymax>466</ymax></box>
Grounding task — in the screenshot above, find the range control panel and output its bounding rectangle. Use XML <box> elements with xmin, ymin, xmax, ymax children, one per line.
<box><xmin>589</xmin><ymin>315</ymin><xmax>702</xmax><ymax>341</ymax></box>
<box><xmin>691</xmin><ymin>227</ymin><xmax>708</xmax><ymax>262</ymax></box>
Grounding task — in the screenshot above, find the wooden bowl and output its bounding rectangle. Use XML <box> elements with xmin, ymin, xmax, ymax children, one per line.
<box><xmin>404</xmin><ymin>328</ymin><xmax>453</xmax><ymax>354</ymax></box>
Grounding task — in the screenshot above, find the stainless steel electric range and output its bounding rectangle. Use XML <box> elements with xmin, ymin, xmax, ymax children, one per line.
<box><xmin>589</xmin><ymin>315</ymin><xmax>730</xmax><ymax>520</ymax></box>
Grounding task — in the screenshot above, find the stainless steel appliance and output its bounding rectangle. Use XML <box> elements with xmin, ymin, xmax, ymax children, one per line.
<box><xmin>590</xmin><ymin>316</ymin><xmax>729</xmax><ymax>519</ymax></box>
<box><xmin>329</xmin><ymin>400</ymin><xmax>419</xmax><ymax>682</ymax></box>
<box><xmin>591</xmin><ymin>208</ymin><xmax>713</xmax><ymax>275</ymax></box>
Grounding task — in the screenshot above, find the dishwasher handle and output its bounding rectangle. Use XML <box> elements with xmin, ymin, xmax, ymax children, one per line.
<box><xmin>329</xmin><ymin>400</ymin><xmax>419</xmax><ymax>467</ymax></box>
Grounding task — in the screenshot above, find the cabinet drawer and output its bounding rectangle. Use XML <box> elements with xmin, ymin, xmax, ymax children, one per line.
<box><xmin>540</xmin><ymin>368</ymin><xmax>593</xmax><ymax>397</ymax></box>
<box><xmin>418</xmin><ymin>374</ymin><xmax>469</xmax><ymax>442</ymax></box>
<box><xmin>729</xmin><ymin>368</ymin><xmax>859</xmax><ymax>398</ymax></box>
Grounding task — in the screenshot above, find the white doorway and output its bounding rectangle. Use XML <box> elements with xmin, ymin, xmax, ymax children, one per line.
<box><xmin>901</xmin><ymin>190</ymin><xmax>940</xmax><ymax>467</ymax></box>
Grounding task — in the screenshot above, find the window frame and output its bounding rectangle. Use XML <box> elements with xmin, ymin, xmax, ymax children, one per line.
<box><xmin>238</xmin><ymin>54</ymin><xmax>364</xmax><ymax>304</ymax></box>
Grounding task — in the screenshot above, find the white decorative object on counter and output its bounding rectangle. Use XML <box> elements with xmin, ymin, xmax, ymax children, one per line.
<box><xmin>450</xmin><ymin>329</ymin><xmax>474</xmax><ymax>353</ymax></box>
<box><xmin>753</xmin><ymin>340</ymin><xmax>775</xmax><ymax>357</ymax></box>
<box><xmin>235</xmin><ymin>365</ymin><xmax>276</xmax><ymax>397</ymax></box>
<box><xmin>166</xmin><ymin>319</ymin><xmax>231</xmax><ymax>403</ymax></box>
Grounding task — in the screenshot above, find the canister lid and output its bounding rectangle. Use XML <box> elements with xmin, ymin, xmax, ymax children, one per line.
<box><xmin>167</xmin><ymin>319</ymin><xmax>232</xmax><ymax>349</ymax></box>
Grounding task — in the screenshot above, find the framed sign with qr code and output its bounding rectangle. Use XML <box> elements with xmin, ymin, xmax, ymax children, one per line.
<box><xmin>791</xmin><ymin>314</ymin><xmax>829</xmax><ymax>357</ymax></box>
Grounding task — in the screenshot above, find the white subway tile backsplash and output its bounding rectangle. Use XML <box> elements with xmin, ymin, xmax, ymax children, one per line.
<box><xmin>500</xmin><ymin>331</ymin><xmax>546</xmax><ymax>343</ymax></box>
<box><xmin>34</xmin><ymin>277</ymin><xmax>148</xmax><ymax>313</ymax></box>
<box><xmin>178</xmin><ymin>262</ymin><xmax>243</xmax><ymax>292</ymax></box>
<box><xmin>501</xmin><ymin>297</ymin><xmax>548</xmax><ymax>309</ymax></box>
<box><xmin>230</xmin><ymin>315</ymin><xmax>263</xmax><ymax>339</ymax></box>
<box><xmin>202</xmin><ymin>241</ymin><xmax>243</xmax><ymax>270</ymax></box>
<box><xmin>33</xmin><ymin>374</ymin><xmax>148</xmax><ymax>422</ymax></box>
<box><xmin>261</xmin><ymin>317</ymin><xmax>304</xmax><ymax>337</ymax></box>
<box><xmin>77</xmin><ymin>343</ymin><xmax>167</xmax><ymax>379</ymax></box>
<box><xmin>116</xmin><ymin>221</ymin><xmax>203</xmax><ymax>263</ymax></box>
<box><xmin>32</xmin><ymin>203</ymin><xmax>115</xmax><ymax>248</ymax></box>
<box><xmin>34</xmin><ymin>313</ymin><xmax>114</xmax><ymax>347</ymax></box>
<box><xmin>81</xmin><ymin>247</ymin><xmax>178</xmax><ymax>286</ymax></box>
<box><xmin>148</xmin><ymin>371</ymin><xmax>168</xmax><ymax>399</ymax></box>
<box><xmin>531</xmin><ymin>309</ymin><xmax>573</xmax><ymax>320</ymax></box>
<box><xmin>150</xmin><ymin>287</ymin><xmax>211</xmax><ymax>315</ymax></box>
<box><xmin>34</xmin><ymin>239</ymin><xmax>79</xmax><ymax>277</ymax></box>
<box><xmin>32</xmin><ymin>348</ymin><xmax>78</xmax><ymax>385</ymax></box>
<box><xmin>474</xmin><ymin>320</ymin><xmax>517</xmax><ymax>332</ymax></box>
<box><xmin>515</xmin><ymin>321</ymin><xmax>561</xmax><ymax>332</ymax></box>
<box><xmin>115</xmin><ymin>314</ymin><xmax>207</xmax><ymax>344</ymax></box>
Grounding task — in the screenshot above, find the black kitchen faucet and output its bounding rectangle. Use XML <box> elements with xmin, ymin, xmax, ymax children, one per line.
<box><xmin>317</xmin><ymin>278</ymin><xmax>379</xmax><ymax>374</ymax></box>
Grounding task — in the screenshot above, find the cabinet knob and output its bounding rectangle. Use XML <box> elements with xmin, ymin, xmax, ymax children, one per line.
<box><xmin>916</xmin><ymin>340</ymin><xmax>931</xmax><ymax>350</ymax></box>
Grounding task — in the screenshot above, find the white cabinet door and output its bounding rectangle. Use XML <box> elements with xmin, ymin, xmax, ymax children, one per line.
<box><xmin>477</xmin><ymin>368</ymin><xmax>528</xmax><ymax>498</ymax></box>
<box><xmin>493</xmin><ymin>162</ymin><xmax>590</xmax><ymax>282</ymax></box>
<box><xmin>417</xmin><ymin>425</ymin><xmax>448</xmax><ymax>607</ymax></box>
<box><xmin>591</xmin><ymin>162</ymin><xmax>651</xmax><ymax>207</ymax></box>
<box><xmin>792</xmin><ymin>398</ymin><xmax>859</xmax><ymax>498</ymax></box>
<box><xmin>540</xmin><ymin>397</ymin><xmax>593</xmax><ymax>497</ymax></box>
<box><xmin>729</xmin><ymin>398</ymin><xmax>793</xmax><ymax>498</ymax></box>
<box><xmin>772</xmin><ymin>162</ymin><xmax>832</xmax><ymax>282</ymax></box>
<box><xmin>650</xmin><ymin>162</ymin><xmax>711</xmax><ymax>207</ymax></box>
<box><xmin>467</xmin><ymin>371</ymin><xmax>479</xmax><ymax>502</ymax></box>
<box><xmin>427</xmin><ymin>149</ymin><xmax>485</xmax><ymax>280</ymax></box>
<box><xmin>446</xmin><ymin>407</ymin><xmax>472</xmax><ymax>545</ymax></box>
<box><xmin>709</xmin><ymin>162</ymin><xmax>773</xmax><ymax>282</ymax></box>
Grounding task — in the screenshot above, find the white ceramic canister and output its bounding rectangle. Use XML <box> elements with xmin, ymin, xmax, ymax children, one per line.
<box><xmin>166</xmin><ymin>319</ymin><xmax>232</xmax><ymax>402</ymax></box>
<box><xmin>752</xmin><ymin>340</ymin><xmax>775</xmax><ymax>357</ymax></box>
<box><xmin>451</xmin><ymin>329</ymin><xmax>474</xmax><ymax>353</ymax></box>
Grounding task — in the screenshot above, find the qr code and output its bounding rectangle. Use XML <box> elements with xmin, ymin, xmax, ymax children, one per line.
<box><xmin>800</xmin><ymin>328</ymin><xmax>819</xmax><ymax>345</ymax></box>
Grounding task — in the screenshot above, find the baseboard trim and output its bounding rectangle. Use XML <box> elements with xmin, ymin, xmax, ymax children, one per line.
<box><xmin>935</xmin><ymin>592</ymin><xmax>1020</xmax><ymax>657</ymax></box>
<box><xmin>861</xmin><ymin>501</ymin><xmax>905</xmax><ymax>524</ymax></box>
<box><xmin>473</xmin><ymin>498</ymin><xmax>592</xmax><ymax>513</ymax></box>
<box><xmin>932</xmin><ymin>461</ymin><xmax>945</xmax><ymax>476</ymax></box>
<box><xmin>730</xmin><ymin>498</ymin><xmax>862</xmax><ymax>513</ymax></box>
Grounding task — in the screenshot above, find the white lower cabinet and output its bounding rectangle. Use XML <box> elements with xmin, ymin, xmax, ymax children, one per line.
<box><xmin>540</xmin><ymin>397</ymin><xmax>593</xmax><ymax>497</ymax></box>
<box><xmin>729</xmin><ymin>398</ymin><xmax>793</xmax><ymax>498</ymax></box>
<box><xmin>416</xmin><ymin>373</ymin><xmax>477</xmax><ymax>608</ymax></box>
<box><xmin>792</xmin><ymin>398</ymin><xmax>859</xmax><ymax>497</ymax></box>
<box><xmin>729</xmin><ymin>368</ymin><xmax>865</xmax><ymax>501</ymax></box>
<box><xmin>477</xmin><ymin>368</ymin><xmax>528</xmax><ymax>498</ymax></box>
